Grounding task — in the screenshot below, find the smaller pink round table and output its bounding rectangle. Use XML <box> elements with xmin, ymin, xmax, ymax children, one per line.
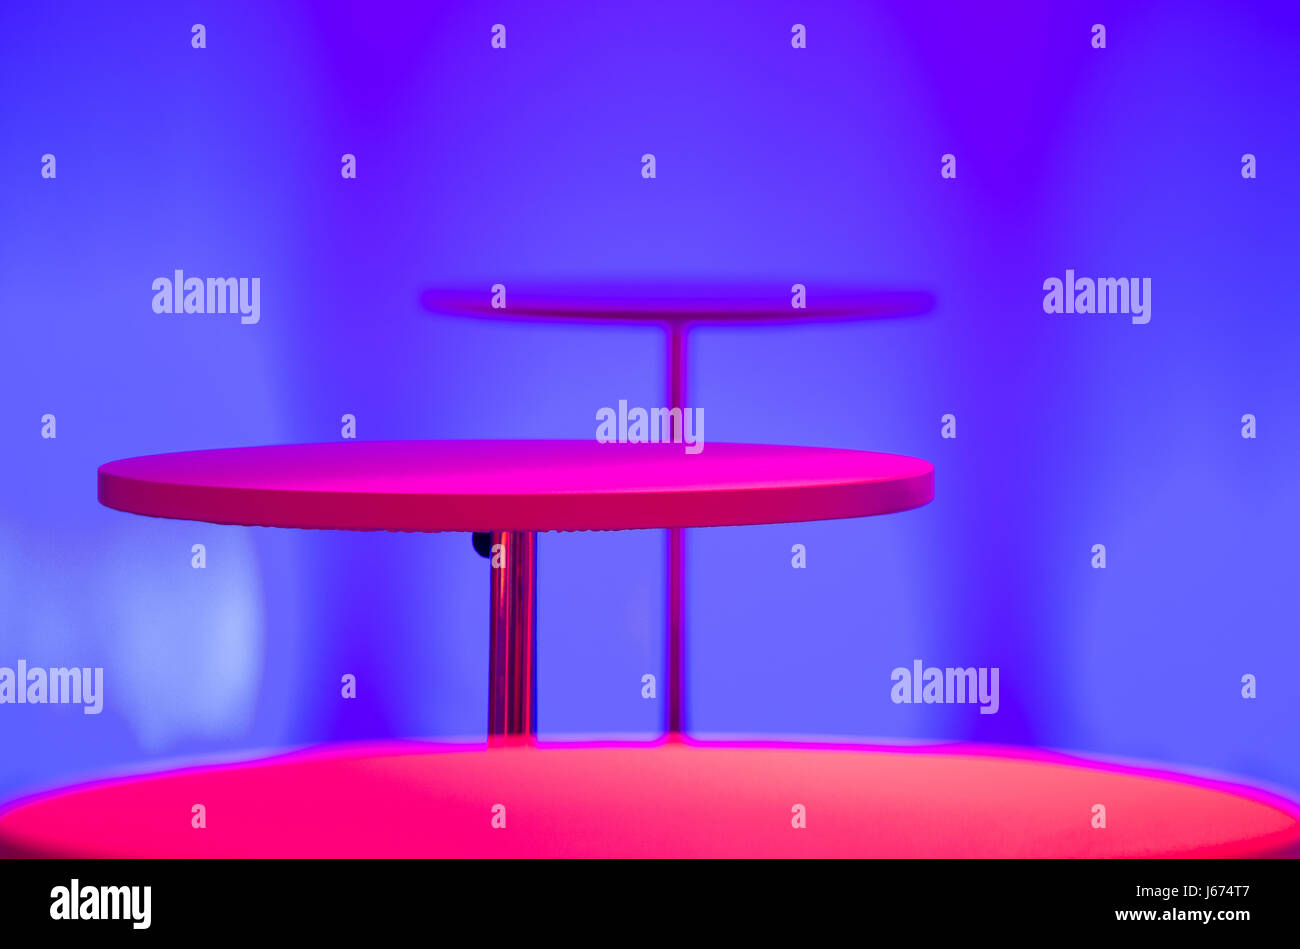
<box><xmin>99</xmin><ymin>440</ymin><xmax>933</xmax><ymax>737</ymax></box>
<box><xmin>421</xmin><ymin>284</ymin><xmax>936</xmax><ymax>735</ymax></box>
<box><xmin>419</xmin><ymin>282</ymin><xmax>934</xmax><ymax>326</ymax></box>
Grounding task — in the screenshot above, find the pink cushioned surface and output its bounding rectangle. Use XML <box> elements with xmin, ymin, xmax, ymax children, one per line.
<box><xmin>3</xmin><ymin>743</ymin><xmax>1296</xmax><ymax>858</ymax></box>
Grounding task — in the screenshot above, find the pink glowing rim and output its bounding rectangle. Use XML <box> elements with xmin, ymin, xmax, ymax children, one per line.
<box><xmin>2</xmin><ymin>739</ymin><xmax>1296</xmax><ymax>858</ymax></box>
<box><xmin>419</xmin><ymin>282</ymin><xmax>934</xmax><ymax>325</ymax></box>
<box><xmin>97</xmin><ymin>440</ymin><xmax>934</xmax><ymax>533</ymax></box>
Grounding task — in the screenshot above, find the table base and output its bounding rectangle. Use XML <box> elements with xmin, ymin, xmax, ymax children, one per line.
<box><xmin>487</xmin><ymin>530</ymin><xmax>536</xmax><ymax>739</ymax></box>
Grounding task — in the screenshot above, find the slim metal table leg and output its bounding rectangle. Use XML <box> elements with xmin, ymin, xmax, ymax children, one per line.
<box><xmin>667</xmin><ymin>322</ymin><xmax>688</xmax><ymax>736</ymax></box>
<box><xmin>488</xmin><ymin>529</ymin><xmax>537</xmax><ymax>741</ymax></box>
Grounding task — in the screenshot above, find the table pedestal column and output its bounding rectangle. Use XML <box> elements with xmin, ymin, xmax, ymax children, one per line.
<box><xmin>488</xmin><ymin>530</ymin><xmax>537</xmax><ymax>740</ymax></box>
<box><xmin>667</xmin><ymin>323</ymin><xmax>688</xmax><ymax>736</ymax></box>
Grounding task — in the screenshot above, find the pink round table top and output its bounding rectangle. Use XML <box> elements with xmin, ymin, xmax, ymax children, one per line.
<box><xmin>97</xmin><ymin>440</ymin><xmax>934</xmax><ymax>533</ymax></box>
<box><xmin>420</xmin><ymin>282</ymin><xmax>934</xmax><ymax>325</ymax></box>
<box><xmin>2</xmin><ymin>742</ymin><xmax>1297</xmax><ymax>858</ymax></box>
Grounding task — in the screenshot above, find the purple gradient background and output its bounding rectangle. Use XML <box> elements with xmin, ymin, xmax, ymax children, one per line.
<box><xmin>1</xmin><ymin>1</ymin><xmax>1298</xmax><ymax>805</ymax></box>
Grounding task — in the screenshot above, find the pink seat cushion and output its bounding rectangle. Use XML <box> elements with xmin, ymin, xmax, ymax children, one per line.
<box><xmin>3</xmin><ymin>743</ymin><xmax>1295</xmax><ymax>858</ymax></box>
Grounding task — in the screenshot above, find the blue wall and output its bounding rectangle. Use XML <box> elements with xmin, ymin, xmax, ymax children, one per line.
<box><xmin>2</xmin><ymin>0</ymin><xmax>1297</xmax><ymax>802</ymax></box>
